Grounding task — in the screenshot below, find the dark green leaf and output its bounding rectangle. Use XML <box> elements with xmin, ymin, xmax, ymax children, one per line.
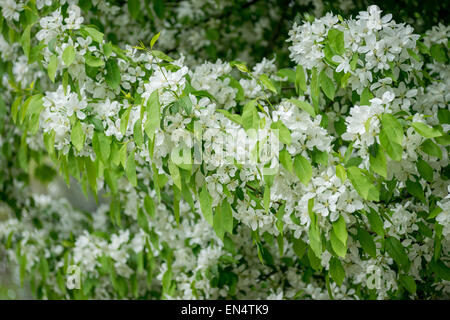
<box><xmin>385</xmin><ymin>237</ymin><xmax>410</xmax><ymax>272</ymax></box>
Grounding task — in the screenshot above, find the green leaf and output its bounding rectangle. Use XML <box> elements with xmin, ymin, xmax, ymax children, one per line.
<box><xmin>105</xmin><ymin>59</ymin><xmax>121</xmax><ymax>90</ymax></box>
<box><xmin>366</xmin><ymin>208</ymin><xmax>385</xmax><ymax>238</ymax></box>
<box><xmin>0</xmin><ymin>96</ymin><xmax>5</xmax><ymax>130</ymax></box>
<box><xmin>310</xmin><ymin>67</ymin><xmax>320</xmax><ymax>110</ymax></box>
<box><xmin>350</xmin><ymin>52</ymin><xmax>358</xmax><ymax>70</ymax></box>
<box><xmin>19</xmin><ymin>254</ymin><xmax>27</xmax><ymax>287</ymax></box>
<box><xmin>430</xmin><ymin>260</ymin><xmax>450</xmax><ymax>281</ymax></box>
<box><xmin>325</xmin><ymin>274</ymin><xmax>334</xmax><ymax>300</ymax></box>
<box><xmin>263</xmin><ymin>185</ymin><xmax>270</xmax><ymax>213</ymax></box>
<box><xmin>176</xmin><ymin>95</ymin><xmax>193</xmax><ymax>114</ymax></box>
<box><xmin>199</xmin><ymin>186</ymin><xmax>213</xmax><ymax>226</ymax></box>
<box><xmin>319</xmin><ymin>70</ymin><xmax>335</xmax><ymax>100</ymax></box>
<box><xmin>340</xmin><ymin>72</ymin><xmax>351</xmax><ymax>88</ymax></box>
<box><xmin>400</xmin><ymin>275</ymin><xmax>417</xmax><ymax>294</ymax></box>
<box><xmin>38</xmin><ymin>256</ymin><xmax>49</xmax><ymax>283</ymax></box>
<box><xmin>161</xmin><ymin>268</ymin><xmax>172</xmax><ymax>293</ymax></box>
<box><xmin>307</xmin><ymin>248</ymin><xmax>322</xmax><ymax>271</ymax></box>
<box><xmin>407</xmin><ymin>48</ymin><xmax>421</xmax><ymax>62</ymax></box>
<box><xmin>25</xmin><ymin>94</ymin><xmax>44</xmax><ymax>119</ymax></box>
<box><xmin>292</xmin><ymin>237</ymin><xmax>307</xmax><ymax>259</ymax></box>
<box><xmin>92</xmin><ymin>132</ymin><xmax>111</xmax><ymax>163</ymax></box>
<box><xmin>47</xmin><ymin>37</ymin><xmax>57</xmax><ymax>54</ymax></box>
<box><xmin>416</xmin><ymin>41</ymin><xmax>430</xmax><ymax>55</ymax></box>
<box><xmin>385</xmin><ymin>237</ymin><xmax>410</xmax><ymax>272</ymax></box>
<box><xmin>330</xmin><ymin>229</ymin><xmax>347</xmax><ymax>258</ymax></box>
<box><xmin>357</xmin><ymin>228</ymin><xmax>376</xmax><ymax>258</ymax></box>
<box><xmin>18</xmin><ymin>96</ymin><xmax>32</xmax><ymax>124</ymax></box>
<box><xmin>435</xmin><ymin>134</ymin><xmax>450</xmax><ymax>146</ymax></box>
<box><xmin>126</xmin><ymin>151</ymin><xmax>137</xmax><ymax>187</ymax></box>
<box><xmin>411</xmin><ymin>122</ymin><xmax>442</xmax><ymax>138</ymax></box>
<box><xmin>85</xmin><ymin>54</ymin><xmax>105</xmax><ymax>67</ymax></box>
<box><xmin>82</xmin><ymin>26</ymin><xmax>104</xmax><ymax>43</ymax></box>
<box><xmin>104</xmin><ymin>42</ymin><xmax>113</xmax><ymax>58</ymax></box>
<box><xmin>308</xmin><ymin>221</ymin><xmax>322</xmax><ymax>259</ymax></box>
<box><xmin>144</xmin><ymin>91</ymin><xmax>160</xmax><ymax>139</ymax></box>
<box><xmin>47</xmin><ymin>54</ymin><xmax>58</xmax><ymax>82</ymax></box>
<box><xmin>437</xmin><ymin>108</ymin><xmax>450</xmax><ymax>125</ymax></box>
<box><xmin>380</xmin><ymin>129</ymin><xmax>402</xmax><ymax>161</ymax></box>
<box><xmin>420</xmin><ymin>139</ymin><xmax>442</xmax><ymax>159</ymax></box>
<box><xmin>406</xmin><ymin>179</ymin><xmax>426</xmax><ymax>203</ymax></box>
<box><xmin>275</xmin><ymin>203</ymin><xmax>285</xmax><ymax>234</ymax></box>
<box><xmin>61</xmin><ymin>69</ymin><xmax>69</xmax><ymax>95</ymax></box>
<box><xmin>133</xmin><ymin>119</ymin><xmax>144</xmax><ymax>147</ymax></box>
<box><xmin>259</xmin><ymin>74</ymin><xmax>277</xmax><ymax>93</ymax></box>
<box><xmin>152</xmin><ymin>50</ymin><xmax>174</xmax><ymax>62</ymax></box>
<box><xmin>312</xmin><ymin>148</ymin><xmax>328</xmax><ymax>166</ymax></box>
<box><xmin>120</xmin><ymin>106</ymin><xmax>132</xmax><ymax>136</ymax></box>
<box><xmin>332</xmin><ymin>216</ymin><xmax>347</xmax><ymax>246</ymax></box>
<box><xmin>152</xmin><ymin>163</ymin><xmax>161</xmax><ymax>202</ymax></box>
<box><xmin>85</xmin><ymin>158</ymin><xmax>97</xmax><ymax>194</ymax></box>
<box><xmin>137</xmin><ymin>207</ymin><xmax>149</xmax><ymax>233</ymax></box>
<box><xmin>71</xmin><ymin>121</ymin><xmax>85</xmax><ymax>152</ymax></box>
<box><xmin>430</xmin><ymin>44</ymin><xmax>447</xmax><ymax>63</ymax></box>
<box><xmin>416</xmin><ymin>158</ymin><xmax>433</xmax><ymax>182</ymax></box>
<box><xmin>288</xmin><ymin>98</ymin><xmax>315</xmax><ymax>117</ymax></box>
<box><xmin>276</xmin><ymin>236</ymin><xmax>284</xmax><ymax>257</ymax></box>
<box><xmin>277</xmin><ymin>68</ymin><xmax>295</xmax><ymax>83</ymax></box>
<box><xmin>271</xmin><ymin>121</ymin><xmax>291</xmax><ymax>145</ymax></box>
<box><xmin>308</xmin><ymin>198</ymin><xmax>315</xmax><ymax>220</ymax></box>
<box><xmin>217</xmin><ymin>109</ymin><xmax>242</xmax><ymax>126</ymax></box>
<box><xmin>168</xmin><ymin>160</ymin><xmax>181</xmax><ymax>190</ymax></box>
<box><xmin>43</xmin><ymin>130</ymin><xmax>55</xmax><ymax>157</ymax></box>
<box><xmin>143</xmin><ymin>195</ymin><xmax>155</xmax><ymax>218</ymax></box>
<box><xmin>11</xmin><ymin>98</ymin><xmax>21</xmax><ymax>124</ymax></box>
<box><xmin>328</xmin><ymin>29</ymin><xmax>345</xmax><ymax>55</ymax></box>
<box><xmin>153</xmin><ymin>0</ymin><xmax>166</xmax><ymax>19</ymax></box>
<box><xmin>360</xmin><ymin>87</ymin><xmax>373</xmax><ymax>105</ymax></box>
<box><xmin>256</xmin><ymin>242</ymin><xmax>274</xmax><ymax>266</ymax></box>
<box><xmin>227</xmin><ymin>76</ymin><xmax>245</xmax><ymax>101</ymax></box>
<box><xmin>417</xmin><ymin>221</ymin><xmax>433</xmax><ymax>238</ymax></box>
<box><xmin>150</xmin><ymin>32</ymin><xmax>161</xmax><ymax>49</ymax></box>
<box><xmin>242</xmin><ymin>99</ymin><xmax>259</xmax><ymax>131</ymax></box>
<box><xmin>128</xmin><ymin>0</ymin><xmax>140</xmax><ymax>20</ymax></box>
<box><xmin>329</xmin><ymin>257</ymin><xmax>345</xmax><ymax>286</ymax></box>
<box><xmin>279</xmin><ymin>149</ymin><xmax>293</xmax><ymax>173</ymax></box>
<box><xmin>295</xmin><ymin>65</ymin><xmax>307</xmax><ymax>93</ymax></box>
<box><xmin>213</xmin><ymin>199</ymin><xmax>233</xmax><ymax>240</ymax></box>
<box><xmin>293</xmin><ymin>154</ymin><xmax>312</xmax><ymax>185</ymax></box>
<box><xmin>369</xmin><ymin>146</ymin><xmax>387</xmax><ymax>178</ymax></box>
<box><xmin>20</xmin><ymin>25</ymin><xmax>31</xmax><ymax>58</ymax></box>
<box><xmin>62</xmin><ymin>45</ymin><xmax>76</xmax><ymax>66</ymax></box>
<box><xmin>336</xmin><ymin>164</ymin><xmax>346</xmax><ymax>182</ymax></box>
<box><xmin>347</xmin><ymin>166</ymin><xmax>379</xmax><ymax>201</ymax></box>
<box><xmin>230</xmin><ymin>61</ymin><xmax>249</xmax><ymax>73</ymax></box>
<box><xmin>382</xmin><ymin>114</ymin><xmax>403</xmax><ymax>144</ymax></box>
<box><xmin>380</xmin><ymin>114</ymin><xmax>403</xmax><ymax>161</ymax></box>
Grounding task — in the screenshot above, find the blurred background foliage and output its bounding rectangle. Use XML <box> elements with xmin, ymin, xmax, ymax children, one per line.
<box><xmin>100</xmin><ymin>0</ymin><xmax>449</xmax><ymax>65</ymax></box>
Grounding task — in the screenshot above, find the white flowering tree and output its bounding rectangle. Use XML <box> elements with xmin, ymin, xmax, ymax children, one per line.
<box><xmin>0</xmin><ymin>1</ymin><xmax>449</xmax><ymax>300</ymax></box>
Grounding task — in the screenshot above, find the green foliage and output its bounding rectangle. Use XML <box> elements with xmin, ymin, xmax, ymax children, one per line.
<box><xmin>288</xmin><ymin>99</ymin><xmax>316</xmax><ymax>117</ymax></box>
<box><xmin>105</xmin><ymin>59</ymin><xmax>121</xmax><ymax>90</ymax></box>
<box><xmin>347</xmin><ymin>167</ymin><xmax>379</xmax><ymax>202</ymax></box>
<box><xmin>380</xmin><ymin>114</ymin><xmax>403</xmax><ymax>161</ymax></box>
<box><xmin>327</xmin><ymin>29</ymin><xmax>345</xmax><ymax>56</ymax></box>
<box><xmin>293</xmin><ymin>154</ymin><xmax>312</xmax><ymax>185</ymax></box>
<box><xmin>62</xmin><ymin>45</ymin><xmax>76</xmax><ymax>66</ymax></box>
